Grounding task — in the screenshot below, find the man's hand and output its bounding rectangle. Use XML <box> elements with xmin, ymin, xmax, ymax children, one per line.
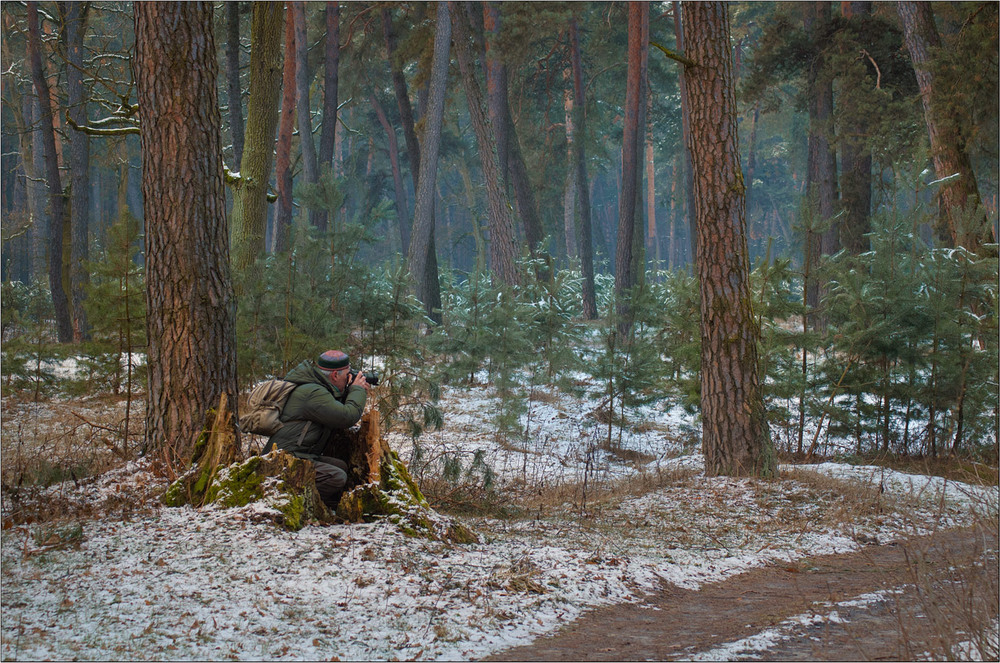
<box><xmin>351</xmin><ymin>371</ymin><xmax>371</xmax><ymax>391</ymax></box>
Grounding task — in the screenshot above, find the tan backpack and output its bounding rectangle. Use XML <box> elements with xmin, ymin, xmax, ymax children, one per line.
<box><xmin>238</xmin><ymin>379</ymin><xmax>299</xmax><ymax>436</ymax></box>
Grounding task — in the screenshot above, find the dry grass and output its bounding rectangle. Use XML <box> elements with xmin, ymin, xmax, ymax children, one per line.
<box><xmin>1</xmin><ymin>394</ymin><xmax>144</xmax><ymax>527</ymax></box>
<box><xmin>892</xmin><ymin>504</ymin><xmax>999</xmax><ymax>660</ymax></box>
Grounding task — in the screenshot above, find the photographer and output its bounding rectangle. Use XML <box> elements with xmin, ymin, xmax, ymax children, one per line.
<box><xmin>268</xmin><ymin>350</ymin><xmax>371</xmax><ymax>509</ymax></box>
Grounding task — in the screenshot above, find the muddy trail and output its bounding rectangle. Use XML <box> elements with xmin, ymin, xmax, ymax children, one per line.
<box><xmin>487</xmin><ymin>526</ymin><xmax>999</xmax><ymax>661</ymax></box>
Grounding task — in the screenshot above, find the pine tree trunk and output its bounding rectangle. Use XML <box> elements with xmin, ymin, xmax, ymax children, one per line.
<box><xmin>370</xmin><ymin>93</ymin><xmax>410</xmax><ymax>254</ymax></box>
<box><xmin>683</xmin><ymin>1</ymin><xmax>776</xmax><ymax>478</ymax></box>
<box><xmin>63</xmin><ymin>1</ymin><xmax>90</xmax><ymax>342</ymax></box>
<box><xmin>804</xmin><ymin>2</ymin><xmax>838</xmax><ymax>317</ymax></box>
<box><xmin>452</xmin><ymin>4</ymin><xmax>520</xmax><ymax>288</ymax></box>
<box><xmin>15</xmin><ymin>91</ymin><xmax>46</xmax><ymax>282</ymax></box>
<box><xmin>838</xmin><ymin>1</ymin><xmax>873</xmax><ymax>255</ymax></box>
<box><xmin>615</xmin><ymin>3</ymin><xmax>647</xmax><ymax>335</ymax></box>
<box><xmin>563</xmin><ymin>77</ymin><xmax>577</xmax><ymax>264</ymax></box>
<box><xmin>569</xmin><ymin>17</ymin><xmax>598</xmax><ymax>319</ymax></box>
<box><xmin>27</xmin><ymin>2</ymin><xmax>73</xmax><ymax>343</ymax></box>
<box><xmin>897</xmin><ymin>1</ymin><xmax>990</xmax><ymax>252</ymax></box>
<box><xmin>673</xmin><ymin>1</ymin><xmax>697</xmax><ymax>271</ymax></box>
<box><xmin>406</xmin><ymin>1</ymin><xmax>450</xmax><ymax>323</ymax></box>
<box><xmin>273</xmin><ymin>10</ymin><xmax>296</xmax><ymax>254</ymax></box>
<box><xmin>483</xmin><ymin>3</ymin><xmax>509</xmax><ymax>185</ymax></box>
<box><xmin>291</xmin><ymin>2</ymin><xmax>322</xmax><ymax>232</ymax></box>
<box><xmin>646</xmin><ymin>95</ymin><xmax>658</xmax><ymax>270</ymax></box>
<box><xmin>135</xmin><ymin>1</ymin><xmax>239</xmax><ymax>468</ymax></box>
<box><xmin>226</xmin><ymin>1</ymin><xmax>245</xmax><ymax>169</ymax></box>
<box><xmin>230</xmin><ymin>2</ymin><xmax>284</xmax><ymax>276</ymax></box>
<box><xmin>319</xmin><ymin>2</ymin><xmax>339</xmax><ymax>174</ymax></box>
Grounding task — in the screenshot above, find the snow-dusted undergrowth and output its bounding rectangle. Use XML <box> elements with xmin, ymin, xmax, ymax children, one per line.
<box><xmin>2</xmin><ymin>377</ymin><xmax>996</xmax><ymax>661</ymax></box>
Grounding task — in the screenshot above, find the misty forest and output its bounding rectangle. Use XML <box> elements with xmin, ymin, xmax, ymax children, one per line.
<box><xmin>1</xmin><ymin>2</ymin><xmax>998</xmax><ymax>661</ymax></box>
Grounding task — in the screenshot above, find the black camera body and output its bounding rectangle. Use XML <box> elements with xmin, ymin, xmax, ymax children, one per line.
<box><xmin>349</xmin><ymin>368</ymin><xmax>380</xmax><ymax>386</ymax></box>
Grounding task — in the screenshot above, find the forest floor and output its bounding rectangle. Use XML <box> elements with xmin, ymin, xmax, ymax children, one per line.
<box><xmin>1</xmin><ymin>373</ymin><xmax>998</xmax><ymax>660</ymax></box>
<box><xmin>487</xmin><ymin>526</ymin><xmax>998</xmax><ymax>661</ymax></box>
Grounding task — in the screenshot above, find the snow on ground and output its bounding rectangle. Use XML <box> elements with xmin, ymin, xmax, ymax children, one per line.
<box><xmin>2</xmin><ymin>378</ymin><xmax>997</xmax><ymax>661</ymax></box>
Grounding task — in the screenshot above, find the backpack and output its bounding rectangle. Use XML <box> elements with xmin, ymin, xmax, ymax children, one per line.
<box><xmin>239</xmin><ymin>379</ymin><xmax>300</xmax><ymax>437</ymax></box>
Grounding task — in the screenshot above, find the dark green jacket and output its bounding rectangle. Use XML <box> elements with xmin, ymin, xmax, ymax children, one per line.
<box><xmin>269</xmin><ymin>359</ymin><xmax>367</xmax><ymax>459</ymax></box>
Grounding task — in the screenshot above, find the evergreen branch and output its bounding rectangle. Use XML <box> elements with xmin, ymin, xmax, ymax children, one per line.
<box><xmin>650</xmin><ymin>39</ymin><xmax>695</xmax><ymax>67</ymax></box>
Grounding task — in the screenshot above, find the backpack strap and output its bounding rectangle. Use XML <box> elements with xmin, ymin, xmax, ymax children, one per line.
<box><xmin>263</xmin><ymin>420</ymin><xmax>312</xmax><ymax>455</ymax></box>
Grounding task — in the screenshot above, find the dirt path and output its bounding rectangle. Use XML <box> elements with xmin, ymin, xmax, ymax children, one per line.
<box><xmin>486</xmin><ymin>526</ymin><xmax>998</xmax><ymax>661</ymax></box>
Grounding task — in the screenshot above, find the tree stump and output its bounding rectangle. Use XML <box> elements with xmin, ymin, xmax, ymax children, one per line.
<box><xmin>326</xmin><ymin>409</ymin><xmax>477</xmax><ymax>544</ymax></box>
<box><xmin>164</xmin><ymin>402</ymin><xmax>475</xmax><ymax>542</ymax></box>
<box><xmin>163</xmin><ymin>393</ymin><xmax>332</xmax><ymax>530</ymax></box>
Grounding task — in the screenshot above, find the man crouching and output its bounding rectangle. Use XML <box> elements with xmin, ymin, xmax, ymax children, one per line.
<box><xmin>268</xmin><ymin>350</ymin><xmax>370</xmax><ymax>509</ymax></box>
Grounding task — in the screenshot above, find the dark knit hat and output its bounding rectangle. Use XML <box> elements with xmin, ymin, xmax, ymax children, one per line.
<box><xmin>317</xmin><ymin>350</ymin><xmax>350</xmax><ymax>370</ymax></box>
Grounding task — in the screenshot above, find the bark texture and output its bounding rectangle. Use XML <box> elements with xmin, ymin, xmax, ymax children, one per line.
<box><xmin>135</xmin><ymin>1</ymin><xmax>239</xmax><ymax>468</ymax></box>
<box><xmin>673</xmin><ymin>1</ymin><xmax>697</xmax><ymax>269</ymax></box>
<box><xmin>614</xmin><ymin>2</ymin><xmax>648</xmax><ymax>335</ymax></box>
<box><xmin>569</xmin><ymin>17</ymin><xmax>598</xmax><ymax>319</ymax></box>
<box><xmin>63</xmin><ymin>1</ymin><xmax>90</xmax><ymax>341</ymax></box>
<box><xmin>804</xmin><ymin>2</ymin><xmax>838</xmax><ymax>314</ymax></box>
<box><xmin>683</xmin><ymin>1</ymin><xmax>776</xmax><ymax>478</ymax></box>
<box><xmin>27</xmin><ymin>1</ymin><xmax>73</xmax><ymax>343</ymax></box>
<box><xmin>273</xmin><ymin>9</ymin><xmax>296</xmax><ymax>254</ymax></box>
<box><xmin>230</xmin><ymin>1</ymin><xmax>284</xmax><ymax>277</ymax></box>
<box><xmin>452</xmin><ymin>4</ymin><xmax>520</xmax><ymax>287</ymax></box>
<box><xmin>226</xmin><ymin>1</ymin><xmax>245</xmax><ymax>169</ymax></box>
<box><xmin>319</xmin><ymin>2</ymin><xmax>339</xmax><ymax>172</ymax></box>
<box><xmin>370</xmin><ymin>93</ymin><xmax>409</xmax><ymax>254</ymax></box>
<box><xmin>291</xmin><ymin>2</ymin><xmax>322</xmax><ymax>231</ymax></box>
<box><xmin>483</xmin><ymin>4</ymin><xmax>546</xmax><ymax>273</ymax></box>
<box><xmin>406</xmin><ymin>1</ymin><xmax>450</xmax><ymax>322</ymax></box>
<box><xmin>838</xmin><ymin>1</ymin><xmax>873</xmax><ymax>255</ymax></box>
<box><xmin>897</xmin><ymin>1</ymin><xmax>990</xmax><ymax>252</ymax></box>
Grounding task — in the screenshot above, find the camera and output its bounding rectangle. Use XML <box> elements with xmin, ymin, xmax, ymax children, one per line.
<box><xmin>349</xmin><ymin>368</ymin><xmax>380</xmax><ymax>386</ymax></box>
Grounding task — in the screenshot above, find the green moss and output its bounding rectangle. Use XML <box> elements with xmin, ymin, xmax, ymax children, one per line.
<box><xmin>192</xmin><ymin>463</ymin><xmax>214</xmax><ymax>495</ymax></box>
<box><xmin>204</xmin><ymin>456</ymin><xmax>264</xmax><ymax>507</ymax></box>
<box><xmin>162</xmin><ymin>478</ymin><xmax>188</xmax><ymax>507</ymax></box>
<box><xmin>380</xmin><ymin>451</ymin><xmax>429</xmax><ymax>507</ymax></box>
<box><xmin>278</xmin><ymin>493</ymin><xmax>306</xmax><ymax>531</ymax></box>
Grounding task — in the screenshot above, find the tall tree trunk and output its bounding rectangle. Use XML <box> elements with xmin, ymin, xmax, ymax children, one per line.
<box><xmin>27</xmin><ymin>1</ymin><xmax>73</xmax><ymax>343</ymax></box>
<box><xmin>291</xmin><ymin>2</ymin><xmax>322</xmax><ymax>232</ymax></box>
<box><xmin>673</xmin><ymin>1</ymin><xmax>697</xmax><ymax>271</ymax></box>
<box><xmin>62</xmin><ymin>1</ymin><xmax>91</xmax><ymax>341</ymax></box>
<box><xmin>615</xmin><ymin>2</ymin><xmax>647</xmax><ymax>335</ymax></box>
<box><xmin>135</xmin><ymin>1</ymin><xmax>239</xmax><ymax>468</ymax></box>
<box><xmin>319</xmin><ymin>2</ymin><xmax>339</xmax><ymax>171</ymax></box>
<box><xmin>804</xmin><ymin>1</ymin><xmax>838</xmax><ymax>316</ymax></box>
<box><xmin>646</xmin><ymin>95</ymin><xmax>658</xmax><ymax>270</ymax></box>
<box><xmin>837</xmin><ymin>1</ymin><xmax>873</xmax><ymax>255</ymax></box>
<box><xmin>370</xmin><ymin>92</ymin><xmax>410</xmax><ymax>255</ymax></box>
<box><xmin>483</xmin><ymin>3</ymin><xmax>509</xmax><ymax>184</ymax></box>
<box><xmin>452</xmin><ymin>4</ymin><xmax>520</xmax><ymax>287</ymax></box>
<box><xmin>407</xmin><ymin>1</ymin><xmax>450</xmax><ymax>323</ymax></box>
<box><xmin>230</xmin><ymin>1</ymin><xmax>284</xmax><ymax>278</ymax></box>
<box><xmin>570</xmin><ymin>17</ymin><xmax>598</xmax><ymax>319</ymax></box>
<box><xmin>273</xmin><ymin>9</ymin><xmax>296</xmax><ymax>254</ymax></box>
<box><xmin>226</xmin><ymin>1</ymin><xmax>245</xmax><ymax>169</ymax></box>
<box><xmin>563</xmin><ymin>74</ymin><xmax>577</xmax><ymax>264</ymax></box>
<box><xmin>684</xmin><ymin>1</ymin><xmax>776</xmax><ymax>478</ymax></box>
<box><xmin>483</xmin><ymin>4</ymin><xmax>546</xmax><ymax>272</ymax></box>
<box><xmin>383</xmin><ymin>7</ymin><xmax>433</xmax><ymax>274</ymax></box>
<box><xmin>897</xmin><ymin>1</ymin><xmax>990</xmax><ymax>252</ymax></box>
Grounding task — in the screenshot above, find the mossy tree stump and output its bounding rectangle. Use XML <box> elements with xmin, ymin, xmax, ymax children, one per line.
<box><xmin>164</xmin><ymin>402</ymin><xmax>475</xmax><ymax>542</ymax></box>
<box><xmin>163</xmin><ymin>393</ymin><xmax>332</xmax><ymax>530</ymax></box>
<box><xmin>327</xmin><ymin>410</ymin><xmax>476</xmax><ymax>543</ymax></box>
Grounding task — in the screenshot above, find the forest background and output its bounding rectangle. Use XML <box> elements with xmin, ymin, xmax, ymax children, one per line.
<box><xmin>0</xmin><ymin>0</ymin><xmax>998</xmax><ymax>481</ymax></box>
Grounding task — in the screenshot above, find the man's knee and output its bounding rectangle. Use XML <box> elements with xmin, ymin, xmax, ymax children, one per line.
<box><xmin>313</xmin><ymin>460</ymin><xmax>347</xmax><ymax>503</ymax></box>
